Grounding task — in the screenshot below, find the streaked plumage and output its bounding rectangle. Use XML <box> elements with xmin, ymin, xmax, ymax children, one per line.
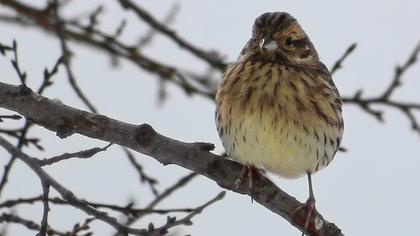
<box><xmin>215</xmin><ymin>12</ymin><xmax>343</xmax><ymax>179</ymax></box>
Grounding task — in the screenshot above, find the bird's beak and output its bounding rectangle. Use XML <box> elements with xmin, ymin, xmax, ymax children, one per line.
<box><xmin>259</xmin><ymin>37</ymin><xmax>278</xmax><ymax>52</ymax></box>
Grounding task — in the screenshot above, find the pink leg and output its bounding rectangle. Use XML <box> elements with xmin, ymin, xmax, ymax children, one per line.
<box><xmin>234</xmin><ymin>164</ymin><xmax>261</xmax><ymax>202</ymax></box>
<box><xmin>291</xmin><ymin>172</ymin><xmax>317</xmax><ymax>234</ymax></box>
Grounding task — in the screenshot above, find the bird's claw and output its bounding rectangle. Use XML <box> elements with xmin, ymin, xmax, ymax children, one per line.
<box><xmin>234</xmin><ymin>164</ymin><xmax>260</xmax><ymax>202</ymax></box>
<box><xmin>291</xmin><ymin>197</ymin><xmax>317</xmax><ymax>234</ymax></box>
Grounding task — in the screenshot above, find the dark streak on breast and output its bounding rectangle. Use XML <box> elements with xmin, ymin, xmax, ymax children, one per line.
<box><xmin>294</xmin><ymin>96</ymin><xmax>306</xmax><ymax>112</ymax></box>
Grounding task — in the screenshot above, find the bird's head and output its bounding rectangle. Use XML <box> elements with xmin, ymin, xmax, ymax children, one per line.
<box><xmin>238</xmin><ymin>12</ymin><xmax>319</xmax><ymax>66</ymax></box>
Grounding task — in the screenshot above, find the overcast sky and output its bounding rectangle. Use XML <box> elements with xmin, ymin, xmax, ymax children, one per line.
<box><xmin>1</xmin><ymin>0</ymin><xmax>420</xmax><ymax>235</ymax></box>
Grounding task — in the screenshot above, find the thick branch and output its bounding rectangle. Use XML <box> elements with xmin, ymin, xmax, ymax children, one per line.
<box><xmin>0</xmin><ymin>82</ymin><xmax>343</xmax><ymax>236</ymax></box>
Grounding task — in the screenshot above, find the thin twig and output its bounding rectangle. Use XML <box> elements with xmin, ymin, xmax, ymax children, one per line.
<box><xmin>37</xmin><ymin>143</ymin><xmax>112</xmax><ymax>166</ymax></box>
<box><xmin>137</xmin><ymin>2</ymin><xmax>180</xmax><ymax>48</ymax></box>
<box><xmin>123</xmin><ymin>148</ymin><xmax>159</xmax><ymax>196</ymax></box>
<box><xmin>0</xmin><ymin>195</ymin><xmax>195</xmax><ymax>216</ymax></box>
<box><xmin>114</xmin><ymin>19</ymin><xmax>127</xmax><ymax>39</ymax></box>
<box><xmin>146</xmin><ymin>191</ymin><xmax>226</xmax><ymax>236</ymax></box>
<box><xmin>37</xmin><ymin>181</ymin><xmax>50</xmax><ymax>236</ymax></box>
<box><xmin>10</xmin><ymin>40</ymin><xmax>27</xmax><ymax>85</ymax></box>
<box><xmin>68</xmin><ymin>217</ymin><xmax>95</xmax><ymax>235</ymax></box>
<box><xmin>119</xmin><ymin>172</ymin><xmax>198</xmax><ymax>233</ymax></box>
<box><xmin>342</xmin><ymin>41</ymin><xmax>420</xmax><ymax>134</ymax></box>
<box><xmin>118</xmin><ymin>0</ymin><xmax>227</xmax><ymax>71</ymax></box>
<box><xmin>0</xmin><ymin>213</ymin><xmax>67</xmax><ymax>236</ymax></box>
<box><xmin>0</xmin><ymin>121</ymin><xmax>31</xmax><ymax>199</ymax></box>
<box><xmin>52</xmin><ymin>1</ymin><xmax>98</xmax><ymax>113</ymax></box>
<box><xmin>380</xmin><ymin>41</ymin><xmax>420</xmax><ymax>100</ymax></box>
<box><xmin>0</xmin><ymin>41</ymin><xmax>14</xmax><ymax>55</ymax></box>
<box><xmin>37</xmin><ymin>56</ymin><xmax>64</xmax><ymax>94</ymax></box>
<box><xmin>330</xmin><ymin>43</ymin><xmax>357</xmax><ymax>75</ymax></box>
<box><xmin>85</xmin><ymin>5</ymin><xmax>103</xmax><ymax>34</ymax></box>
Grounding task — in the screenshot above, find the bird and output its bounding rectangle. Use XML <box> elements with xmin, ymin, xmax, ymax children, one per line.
<box><xmin>215</xmin><ymin>12</ymin><xmax>344</xmax><ymax>230</ymax></box>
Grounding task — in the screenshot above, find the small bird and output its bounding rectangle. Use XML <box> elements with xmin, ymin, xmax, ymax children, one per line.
<box><xmin>215</xmin><ymin>12</ymin><xmax>344</xmax><ymax>229</ymax></box>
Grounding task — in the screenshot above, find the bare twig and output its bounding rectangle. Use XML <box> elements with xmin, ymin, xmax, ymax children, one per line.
<box><xmin>330</xmin><ymin>43</ymin><xmax>357</xmax><ymax>75</ymax></box>
<box><xmin>85</xmin><ymin>5</ymin><xmax>103</xmax><ymax>34</ymax></box>
<box><xmin>52</xmin><ymin>2</ymin><xmax>98</xmax><ymax>113</ymax></box>
<box><xmin>123</xmin><ymin>148</ymin><xmax>159</xmax><ymax>196</ymax></box>
<box><xmin>137</xmin><ymin>2</ymin><xmax>180</xmax><ymax>48</ymax></box>
<box><xmin>380</xmin><ymin>41</ymin><xmax>420</xmax><ymax>100</ymax></box>
<box><xmin>114</xmin><ymin>19</ymin><xmax>127</xmax><ymax>39</ymax></box>
<box><xmin>37</xmin><ymin>143</ymin><xmax>112</xmax><ymax>166</ymax></box>
<box><xmin>0</xmin><ymin>121</ymin><xmax>30</xmax><ymax>198</ymax></box>
<box><xmin>37</xmin><ymin>181</ymin><xmax>50</xmax><ymax>236</ymax></box>
<box><xmin>342</xmin><ymin>41</ymin><xmax>420</xmax><ymax>134</ymax></box>
<box><xmin>125</xmin><ymin>172</ymin><xmax>197</xmax><ymax>226</ymax></box>
<box><xmin>0</xmin><ymin>41</ymin><xmax>14</xmax><ymax>55</ymax></box>
<box><xmin>10</xmin><ymin>40</ymin><xmax>27</xmax><ymax>85</ymax></box>
<box><xmin>0</xmin><ymin>128</ymin><xmax>42</xmax><ymax>149</ymax></box>
<box><xmin>115</xmin><ymin>172</ymin><xmax>198</xmax><ymax>236</ymax></box>
<box><xmin>0</xmin><ymin>213</ymin><xmax>67</xmax><ymax>236</ymax></box>
<box><xmin>117</xmin><ymin>0</ymin><xmax>227</xmax><ymax>71</ymax></box>
<box><xmin>146</xmin><ymin>191</ymin><xmax>225</xmax><ymax>236</ymax></box>
<box><xmin>0</xmin><ymin>105</ymin><xmax>44</xmax><ymax>198</ymax></box>
<box><xmin>37</xmin><ymin>56</ymin><xmax>64</xmax><ymax>94</ymax></box>
<box><xmin>0</xmin><ymin>195</ymin><xmax>195</xmax><ymax>216</ymax></box>
<box><xmin>0</xmin><ymin>195</ymin><xmax>47</xmax><ymax>208</ymax></box>
<box><xmin>68</xmin><ymin>217</ymin><xmax>95</xmax><ymax>235</ymax></box>
<box><xmin>90</xmin><ymin>203</ymin><xmax>195</xmax><ymax>217</ymax></box>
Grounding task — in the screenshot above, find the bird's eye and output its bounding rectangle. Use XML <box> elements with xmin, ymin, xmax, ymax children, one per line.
<box><xmin>285</xmin><ymin>36</ymin><xmax>308</xmax><ymax>49</ymax></box>
<box><xmin>285</xmin><ymin>37</ymin><xmax>294</xmax><ymax>47</ymax></box>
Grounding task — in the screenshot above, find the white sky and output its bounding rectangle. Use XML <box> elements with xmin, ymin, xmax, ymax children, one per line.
<box><xmin>1</xmin><ymin>0</ymin><xmax>420</xmax><ymax>235</ymax></box>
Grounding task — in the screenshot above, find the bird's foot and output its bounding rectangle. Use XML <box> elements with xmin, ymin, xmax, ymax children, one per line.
<box><xmin>291</xmin><ymin>197</ymin><xmax>316</xmax><ymax>235</ymax></box>
<box><xmin>234</xmin><ymin>164</ymin><xmax>260</xmax><ymax>202</ymax></box>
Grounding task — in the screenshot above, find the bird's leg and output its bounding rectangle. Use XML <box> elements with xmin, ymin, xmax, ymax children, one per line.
<box><xmin>304</xmin><ymin>172</ymin><xmax>316</xmax><ymax>229</ymax></box>
<box><xmin>234</xmin><ymin>164</ymin><xmax>260</xmax><ymax>202</ymax></box>
<box><xmin>291</xmin><ymin>172</ymin><xmax>317</xmax><ymax>234</ymax></box>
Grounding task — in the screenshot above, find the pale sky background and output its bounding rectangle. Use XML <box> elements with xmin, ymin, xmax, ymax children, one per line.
<box><xmin>1</xmin><ymin>0</ymin><xmax>420</xmax><ymax>235</ymax></box>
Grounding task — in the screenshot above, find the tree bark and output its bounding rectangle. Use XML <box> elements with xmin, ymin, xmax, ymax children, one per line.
<box><xmin>0</xmin><ymin>82</ymin><xmax>343</xmax><ymax>236</ymax></box>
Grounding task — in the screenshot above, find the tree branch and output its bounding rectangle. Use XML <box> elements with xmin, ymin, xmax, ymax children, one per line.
<box><xmin>342</xmin><ymin>41</ymin><xmax>420</xmax><ymax>134</ymax></box>
<box><xmin>122</xmin><ymin>148</ymin><xmax>160</xmax><ymax>196</ymax></box>
<box><xmin>330</xmin><ymin>43</ymin><xmax>357</xmax><ymax>75</ymax></box>
<box><xmin>145</xmin><ymin>191</ymin><xmax>225</xmax><ymax>236</ymax></box>
<box><xmin>37</xmin><ymin>180</ymin><xmax>50</xmax><ymax>236</ymax></box>
<box><xmin>51</xmin><ymin>0</ymin><xmax>98</xmax><ymax>113</ymax></box>
<box><xmin>117</xmin><ymin>0</ymin><xmax>227</xmax><ymax>71</ymax></box>
<box><xmin>0</xmin><ymin>82</ymin><xmax>343</xmax><ymax>236</ymax></box>
<box><xmin>0</xmin><ymin>135</ymin><xmax>160</xmax><ymax>236</ymax></box>
<box><xmin>37</xmin><ymin>143</ymin><xmax>112</xmax><ymax>166</ymax></box>
<box><xmin>0</xmin><ymin>213</ymin><xmax>66</xmax><ymax>236</ymax></box>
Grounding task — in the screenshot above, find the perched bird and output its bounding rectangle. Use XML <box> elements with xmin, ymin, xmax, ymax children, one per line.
<box><xmin>215</xmin><ymin>12</ymin><xmax>344</xmax><ymax>229</ymax></box>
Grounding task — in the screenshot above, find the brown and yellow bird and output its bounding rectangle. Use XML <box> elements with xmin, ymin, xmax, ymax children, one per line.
<box><xmin>215</xmin><ymin>12</ymin><xmax>344</xmax><ymax>228</ymax></box>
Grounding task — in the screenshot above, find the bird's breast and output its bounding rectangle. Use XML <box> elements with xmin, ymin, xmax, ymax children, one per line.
<box><xmin>215</xmin><ymin>61</ymin><xmax>343</xmax><ymax>177</ymax></box>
